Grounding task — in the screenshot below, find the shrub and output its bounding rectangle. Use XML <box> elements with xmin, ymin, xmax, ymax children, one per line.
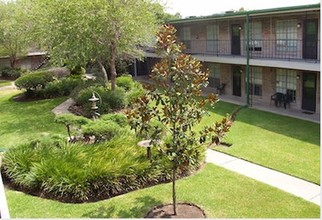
<box><xmin>42</xmin><ymin>77</ymin><xmax>83</xmax><ymax>98</ymax></box>
<box><xmin>47</xmin><ymin>67</ymin><xmax>70</xmax><ymax>78</ymax></box>
<box><xmin>82</xmin><ymin>120</ymin><xmax>121</xmax><ymax>142</ymax></box>
<box><xmin>2</xmin><ymin>133</ymin><xmax>203</xmax><ymax>202</ymax></box>
<box><xmin>127</xmin><ymin>81</ymin><xmax>146</xmax><ymax>104</ymax></box>
<box><xmin>54</xmin><ymin>114</ymin><xmax>91</xmax><ymax>139</ymax></box>
<box><xmin>70</xmin><ymin>65</ymin><xmax>86</xmax><ymax>76</ymax></box>
<box><xmin>105</xmin><ymin>88</ymin><xmax>127</xmax><ymax>110</ymax></box>
<box><xmin>116</xmin><ymin>74</ymin><xmax>134</xmax><ymax>91</ymax></box>
<box><xmin>75</xmin><ymin>86</ymin><xmax>127</xmax><ymax>116</ymax></box>
<box><xmin>101</xmin><ymin>113</ymin><xmax>128</xmax><ymax>127</ymax></box>
<box><xmin>0</xmin><ymin>67</ymin><xmax>23</xmax><ymax>79</ymax></box>
<box><xmin>15</xmin><ymin>71</ymin><xmax>54</xmax><ymax>96</ymax></box>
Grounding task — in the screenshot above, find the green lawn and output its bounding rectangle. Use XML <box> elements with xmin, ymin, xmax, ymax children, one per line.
<box><xmin>6</xmin><ymin>164</ymin><xmax>319</xmax><ymax>218</ymax></box>
<box><xmin>0</xmin><ymin>88</ymin><xmax>320</xmax><ymax>218</ymax></box>
<box><xmin>0</xmin><ymin>89</ymin><xmax>66</xmax><ymax>149</ymax></box>
<box><xmin>0</xmin><ymin>80</ymin><xmax>12</xmax><ymax>87</ymax></box>
<box><xmin>199</xmin><ymin>101</ymin><xmax>320</xmax><ymax>184</ymax></box>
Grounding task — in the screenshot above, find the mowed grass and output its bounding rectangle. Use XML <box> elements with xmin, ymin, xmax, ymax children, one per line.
<box><xmin>6</xmin><ymin>164</ymin><xmax>319</xmax><ymax>218</ymax></box>
<box><xmin>0</xmin><ymin>80</ymin><xmax>12</xmax><ymax>87</ymax></box>
<box><xmin>0</xmin><ymin>89</ymin><xmax>66</xmax><ymax>149</ymax></box>
<box><xmin>198</xmin><ymin>101</ymin><xmax>320</xmax><ymax>184</ymax></box>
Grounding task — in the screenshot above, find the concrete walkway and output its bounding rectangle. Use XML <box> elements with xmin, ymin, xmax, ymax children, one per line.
<box><xmin>51</xmin><ymin>98</ymin><xmax>75</xmax><ymax>115</ymax></box>
<box><xmin>206</xmin><ymin>149</ymin><xmax>320</xmax><ymax>206</ymax></box>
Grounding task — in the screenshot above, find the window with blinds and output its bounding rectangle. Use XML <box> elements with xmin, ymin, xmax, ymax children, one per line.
<box><xmin>249</xmin><ymin>67</ymin><xmax>262</xmax><ymax>96</ymax></box>
<box><xmin>206</xmin><ymin>24</ymin><xmax>219</xmax><ymax>52</ymax></box>
<box><xmin>276</xmin><ymin>20</ymin><xmax>298</xmax><ymax>53</ymax></box>
<box><xmin>276</xmin><ymin>69</ymin><xmax>297</xmax><ymax>102</ymax></box>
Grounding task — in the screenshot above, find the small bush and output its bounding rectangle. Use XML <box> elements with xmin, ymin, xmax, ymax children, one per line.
<box><xmin>15</xmin><ymin>71</ymin><xmax>54</xmax><ymax>96</ymax></box>
<box><xmin>75</xmin><ymin>86</ymin><xmax>127</xmax><ymax>116</ymax></box>
<box><xmin>55</xmin><ymin>114</ymin><xmax>91</xmax><ymax>138</ymax></box>
<box><xmin>82</xmin><ymin>120</ymin><xmax>122</xmax><ymax>143</ymax></box>
<box><xmin>127</xmin><ymin>81</ymin><xmax>146</xmax><ymax>103</ymax></box>
<box><xmin>0</xmin><ymin>67</ymin><xmax>23</xmax><ymax>79</ymax></box>
<box><xmin>70</xmin><ymin>65</ymin><xmax>86</xmax><ymax>76</ymax></box>
<box><xmin>47</xmin><ymin>67</ymin><xmax>70</xmax><ymax>78</ymax></box>
<box><xmin>43</xmin><ymin>77</ymin><xmax>83</xmax><ymax>98</ymax></box>
<box><xmin>101</xmin><ymin>113</ymin><xmax>128</xmax><ymax>127</ymax></box>
<box><xmin>116</xmin><ymin>75</ymin><xmax>134</xmax><ymax>91</ymax></box>
<box><xmin>105</xmin><ymin>88</ymin><xmax>128</xmax><ymax>110</ymax></box>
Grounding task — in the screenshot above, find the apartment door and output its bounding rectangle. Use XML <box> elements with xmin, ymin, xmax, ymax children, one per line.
<box><xmin>302</xmin><ymin>72</ymin><xmax>316</xmax><ymax>112</ymax></box>
<box><xmin>303</xmin><ymin>19</ymin><xmax>318</xmax><ymax>59</ymax></box>
<box><xmin>231</xmin><ymin>24</ymin><xmax>241</xmax><ymax>55</ymax></box>
<box><xmin>233</xmin><ymin>66</ymin><xmax>241</xmax><ymax>96</ymax></box>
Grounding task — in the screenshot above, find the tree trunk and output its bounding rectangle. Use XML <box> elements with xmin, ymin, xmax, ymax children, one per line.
<box><xmin>10</xmin><ymin>55</ymin><xmax>17</xmax><ymax>69</ymax></box>
<box><xmin>172</xmin><ymin>167</ymin><xmax>177</xmax><ymax>215</ymax></box>
<box><xmin>109</xmin><ymin>42</ymin><xmax>117</xmax><ymax>91</ymax></box>
<box><xmin>98</xmin><ymin>61</ymin><xmax>108</xmax><ymax>88</ymax></box>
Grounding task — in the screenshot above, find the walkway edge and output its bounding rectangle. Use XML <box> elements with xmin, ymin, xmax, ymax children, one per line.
<box><xmin>206</xmin><ymin>149</ymin><xmax>320</xmax><ymax>206</ymax></box>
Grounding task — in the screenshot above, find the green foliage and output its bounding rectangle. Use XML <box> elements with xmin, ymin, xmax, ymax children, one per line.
<box><xmin>0</xmin><ymin>67</ymin><xmax>23</xmax><ymax>79</ymax></box>
<box><xmin>127</xmin><ymin>81</ymin><xmax>146</xmax><ymax>103</ymax></box>
<box><xmin>28</xmin><ymin>0</ymin><xmax>158</xmax><ymax>89</ymax></box>
<box><xmin>127</xmin><ymin>25</ymin><xmax>233</xmax><ymax>214</ymax></box>
<box><xmin>101</xmin><ymin>113</ymin><xmax>128</xmax><ymax>127</ymax></box>
<box><xmin>82</xmin><ymin>120</ymin><xmax>122</xmax><ymax>143</ymax></box>
<box><xmin>15</xmin><ymin>71</ymin><xmax>54</xmax><ymax>95</ymax></box>
<box><xmin>0</xmin><ymin>1</ymin><xmax>31</xmax><ymax>68</ymax></box>
<box><xmin>42</xmin><ymin>77</ymin><xmax>83</xmax><ymax>99</ymax></box>
<box><xmin>70</xmin><ymin>65</ymin><xmax>86</xmax><ymax>76</ymax></box>
<box><xmin>75</xmin><ymin>85</ymin><xmax>127</xmax><ymax>116</ymax></box>
<box><xmin>54</xmin><ymin>114</ymin><xmax>90</xmax><ymax>138</ymax></box>
<box><xmin>1</xmin><ymin>133</ymin><xmax>198</xmax><ymax>202</ymax></box>
<box><xmin>105</xmin><ymin>88</ymin><xmax>128</xmax><ymax>110</ymax></box>
<box><xmin>116</xmin><ymin>75</ymin><xmax>134</xmax><ymax>91</ymax></box>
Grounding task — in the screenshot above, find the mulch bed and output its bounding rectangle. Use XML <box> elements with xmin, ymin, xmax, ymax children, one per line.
<box><xmin>145</xmin><ymin>202</ymin><xmax>206</xmax><ymax>218</ymax></box>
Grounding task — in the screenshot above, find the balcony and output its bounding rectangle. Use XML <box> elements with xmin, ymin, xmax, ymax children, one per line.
<box><xmin>181</xmin><ymin>39</ymin><xmax>320</xmax><ymax>63</ymax></box>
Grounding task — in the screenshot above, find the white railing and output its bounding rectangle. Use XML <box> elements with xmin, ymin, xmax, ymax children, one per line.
<box><xmin>0</xmin><ymin>171</ymin><xmax>10</xmax><ymax>219</ymax></box>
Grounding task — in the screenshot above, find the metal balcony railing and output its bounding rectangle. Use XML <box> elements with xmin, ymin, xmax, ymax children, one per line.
<box><xmin>181</xmin><ymin>39</ymin><xmax>320</xmax><ymax>62</ymax></box>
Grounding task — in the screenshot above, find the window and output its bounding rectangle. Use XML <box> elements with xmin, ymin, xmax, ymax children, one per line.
<box><xmin>276</xmin><ymin>20</ymin><xmax>298</xmax><ymax>53</ymax></box>
<box><xmin>207</xmin><ymin>63</ymin><xmax>220</xmax><ymax>87</ymax></box>
<box><xmin>276</xmin><ymin>69</ymin><xmax>296</xmax><ymax>102</ymax></box>
<box><xmin>248</xmin><ymin>22</ymin><xmax>262</xmax><ymax>51</ymax></box>
<box><xmin>206</xmin><ymin>24</ymin><xmax>219</xmax><ymax>52</ymax></box>
<box><xmin>179</xmin><ymin>27</ymin><xmax>191</xmax><ymax>49</ymax></box>
<box><xmin>249</xmin><ymin>67</ymin><xmax>262</xmax><ymax>96</ymax></box>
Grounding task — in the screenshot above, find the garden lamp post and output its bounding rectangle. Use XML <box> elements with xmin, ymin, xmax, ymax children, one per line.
<box><xmin>89</xmin><ymin>92</ymin><xmax>100</xmax><ymax>120</ymax></box>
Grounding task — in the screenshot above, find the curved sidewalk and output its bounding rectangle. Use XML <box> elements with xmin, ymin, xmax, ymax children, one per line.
<box><xmin>206</xmin><ymin>149</ymin><xmax>320</xmax><ymax>206</ymax></box>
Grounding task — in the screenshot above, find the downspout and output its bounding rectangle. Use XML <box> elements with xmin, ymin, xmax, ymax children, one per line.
<box><xmin>245</xmin><ymin>13</ymin><xmax>250</xmax><ymax>106</ymax></box>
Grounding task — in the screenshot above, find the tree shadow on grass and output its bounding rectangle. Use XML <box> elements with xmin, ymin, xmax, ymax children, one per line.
<box><xmin>81</xmin><ymin>195</ymin><xmax>162</xmax><ymax>218</ymax></box>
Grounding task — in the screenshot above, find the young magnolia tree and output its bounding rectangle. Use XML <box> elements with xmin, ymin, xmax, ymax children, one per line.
<box><xmin>127</xmin><ymin>25</ymin><xmax>234</xmax><ymax>215</ymax></box>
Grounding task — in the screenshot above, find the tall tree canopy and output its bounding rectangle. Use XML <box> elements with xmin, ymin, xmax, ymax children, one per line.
<box><xmin>0</xmin><ymin>1</ymin><xmax>31</xmax><ymax>68</ymax></box>
<box><xmin>27</xmin><ymin>0</ymin><xmax>160</xmax><ymax>89</ymax></box>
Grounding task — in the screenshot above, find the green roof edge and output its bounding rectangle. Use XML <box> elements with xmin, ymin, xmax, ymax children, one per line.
<box><xmin>169</xmin><ymin>3</ymin><xmax>320</xmax><ymax>24</ymax></box>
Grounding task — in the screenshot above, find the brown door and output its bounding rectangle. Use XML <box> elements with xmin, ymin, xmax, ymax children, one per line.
<box><xmin>231</xmin><ymin>24</ymin><xmax>241</xmax><ymax>55</ymax></box>
<box><xmin>303</xmin><ymin>19</ymin><xmax>318</xmax><ymax>59</ymax></box>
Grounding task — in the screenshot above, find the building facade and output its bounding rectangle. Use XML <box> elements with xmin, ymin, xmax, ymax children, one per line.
<box><xmin>136</xmin><ymin>4</ymin><xmax>320</xmax><ymax>114</ymax></box>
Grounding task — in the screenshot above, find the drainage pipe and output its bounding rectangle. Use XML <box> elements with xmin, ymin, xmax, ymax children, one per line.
<box><xmin>245</xmin><ymin>13</ymin><xmax>250</xmax><ymax>106</ymax></box>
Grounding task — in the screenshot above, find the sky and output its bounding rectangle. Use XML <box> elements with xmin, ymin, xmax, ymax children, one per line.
<box><xmin>160</xmin><ymin>0</ymin><xmax>320</xmax><ymax>18</ymax></box>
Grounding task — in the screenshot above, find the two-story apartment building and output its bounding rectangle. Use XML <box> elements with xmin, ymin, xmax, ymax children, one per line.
<box><xmin>135</xmin><ymin>4</ymin><xmax>320</xmax><ymax>114</ymax></box>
